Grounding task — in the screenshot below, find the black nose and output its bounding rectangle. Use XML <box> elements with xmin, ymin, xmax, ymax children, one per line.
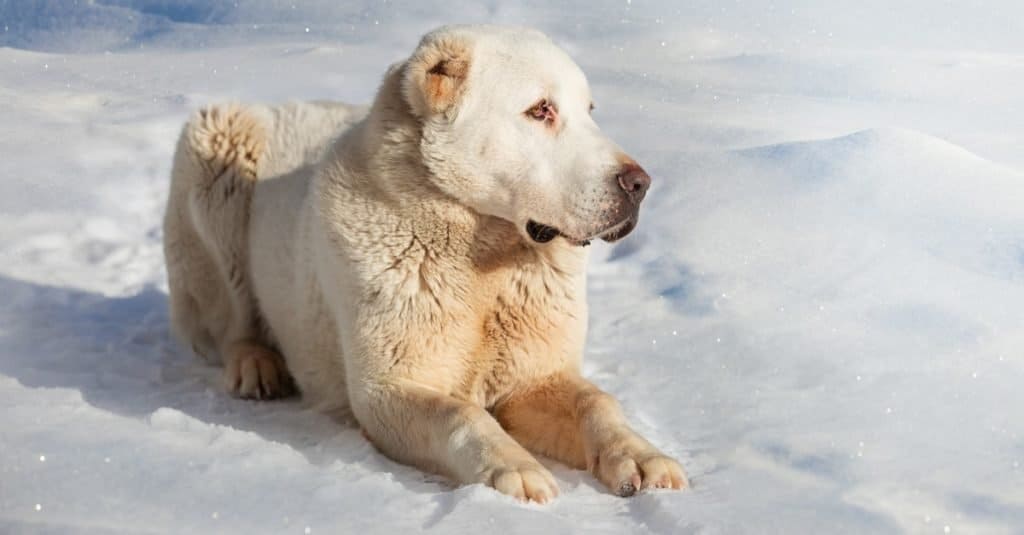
<box><xmin>616</xmin><ymin>163</ymin><xmax>651</xmax><ymax>203</ymax></box>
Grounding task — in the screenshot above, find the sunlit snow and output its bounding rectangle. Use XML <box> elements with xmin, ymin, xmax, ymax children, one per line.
<box><xmin>1</xmin><ymin>1</ymin><xmax>1022</xmax><ymax>533</ymax></box>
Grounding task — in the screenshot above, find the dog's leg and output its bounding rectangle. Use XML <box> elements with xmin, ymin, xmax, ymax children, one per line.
<box><xmin>222</xmin><ymin>340</ymin><xmax>296</xmax><ymax>400</ymax></box>
<box><xmin>494</xmin><ymin>373</ymin><xmax>687</xmax><ymax>496</ymax></box>
<box><xmin>354</xmin><ymin>383</ymin><xmax>559</xmax><ymax>503</ymax></box>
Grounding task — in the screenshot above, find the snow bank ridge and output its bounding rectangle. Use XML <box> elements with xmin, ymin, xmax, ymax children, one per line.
<box><xmin>738</xmin><ymin>127</ymin><xmax>1007</xmax><ymax>173</ymax></box>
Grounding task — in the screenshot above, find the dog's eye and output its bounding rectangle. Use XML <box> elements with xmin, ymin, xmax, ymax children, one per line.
<box><xmin>589</xmin><ymin>102</ymin><xmax>595</xmax><ymax>114</ymax></box>
<box><xmin>525</xmin><ymin>99</ymin><xmax>557</xmax><ymax>124</ymax></box>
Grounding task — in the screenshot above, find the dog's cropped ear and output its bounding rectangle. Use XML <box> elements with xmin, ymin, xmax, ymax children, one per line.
<box><xmin>402</xmin><ymin>33</ymin><xmax>472</xmax><ymax>118</ymax></box>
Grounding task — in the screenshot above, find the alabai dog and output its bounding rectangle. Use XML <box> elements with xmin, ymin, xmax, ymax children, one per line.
<box><xmin>163</xmin><ymin>25</ymin><xmax>686</xmax><ymax>502</ymax></box>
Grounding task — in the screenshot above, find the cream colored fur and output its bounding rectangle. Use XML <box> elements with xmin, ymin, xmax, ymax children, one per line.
<box><xmin>163</xmin><ymin>25</ymin><xmax>685</xmax><ymax>502</ymax></box>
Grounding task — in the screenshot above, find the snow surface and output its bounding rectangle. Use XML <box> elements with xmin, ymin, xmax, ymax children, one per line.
<box><xmin>2</xmin><ymin>1</ymin><xmax>1024</xmax><ymax>533</ymax></box>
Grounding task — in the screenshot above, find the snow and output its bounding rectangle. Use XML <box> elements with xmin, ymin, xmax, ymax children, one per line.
<box><xmin>2</xmin><ymin>1</ymin><xmax>1024</xmax><ymax>533</ymax></box>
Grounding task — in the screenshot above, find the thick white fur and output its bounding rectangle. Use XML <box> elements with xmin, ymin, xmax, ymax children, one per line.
<box><xmin>163</xmin><ymin>25</ymin><xmax>685</xmax><ymax>501</ymax></box>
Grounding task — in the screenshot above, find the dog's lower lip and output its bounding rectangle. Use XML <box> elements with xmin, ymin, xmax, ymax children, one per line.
<box><xmin>598</xmin><ymin>217</ymin><xmax>637</xmax><ymax>243</ymax></box>
<box><xmin>526</xmin><ymin>218</ymin><xmax>637</xmax><ymax>246</ymax></box>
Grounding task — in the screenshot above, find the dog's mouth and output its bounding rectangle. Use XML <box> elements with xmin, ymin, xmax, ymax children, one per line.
<box><xmin>526</xmin><ymin>217</ymin><xmax>638</xmax><ymax>247</ymax></box>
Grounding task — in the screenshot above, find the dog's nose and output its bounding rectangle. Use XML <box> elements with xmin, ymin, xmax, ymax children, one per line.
<box><xmin>616</xmin><ymin>163</ymin><xmax>651</xmax><ymax>203</ymax></box>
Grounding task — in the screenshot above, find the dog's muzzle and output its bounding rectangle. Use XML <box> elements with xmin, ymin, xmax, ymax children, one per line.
<box><xmin>526</xmin><ymin>163</ymin><xmax>650</xmax><ymax>246</ymax></box>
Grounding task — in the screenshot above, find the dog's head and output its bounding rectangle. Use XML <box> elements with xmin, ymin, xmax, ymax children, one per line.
<box><xmin>401</xmin><ymin>25</ymin><xmax>650</xmax><ymax>246</ymax></box>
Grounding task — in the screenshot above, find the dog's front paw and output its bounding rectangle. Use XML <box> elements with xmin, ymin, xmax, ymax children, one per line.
<box><xmin>485</xmin><ymin>463</ymin><xmax>559</xmax><ymax>504</ymax></box>
<box><xmin>591</xmin><ymin>442</ymin><xmax>687</xmax><ymax>496</ymax></box>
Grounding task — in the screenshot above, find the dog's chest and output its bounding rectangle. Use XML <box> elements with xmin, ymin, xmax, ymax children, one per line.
<box><xmin>457</xmin><ymin>254</ymin><xmax>588</xmax><ymax>407</ymax></box>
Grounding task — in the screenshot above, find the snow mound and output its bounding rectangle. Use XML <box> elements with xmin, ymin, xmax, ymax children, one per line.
<box><xmin>0</xmin><ymin>0</ymin><xmax>172</xmax><ymax>52</ymax></box>
<box><xmin>586</xmin><ymin>126</ymin><xmax>1024</xmax><ymax>531</ymax></box>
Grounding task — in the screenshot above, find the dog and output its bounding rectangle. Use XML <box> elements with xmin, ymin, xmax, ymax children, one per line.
<box><xmin>163</xmin><ymin>24</ymin><xmax>686</xmax><ymax>502</ymax></box>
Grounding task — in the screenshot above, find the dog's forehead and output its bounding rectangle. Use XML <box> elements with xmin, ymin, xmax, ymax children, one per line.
<box><xmin>474</xmin><ymin>30</ymin><xmax>590</xmax><ymax>99</ymax></box>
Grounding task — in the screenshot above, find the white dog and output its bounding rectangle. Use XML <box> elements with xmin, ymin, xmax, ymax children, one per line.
<box><xmin>163</xmin><ymin>25</ymin><xmax>686</xmax><ymax>502</ymax></box>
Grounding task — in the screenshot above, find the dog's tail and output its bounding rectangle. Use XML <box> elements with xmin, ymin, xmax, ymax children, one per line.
<box><xmin>184</xmin><ymin>104</ymin><xmax>265</xmax><ymax>189</ymax></box>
